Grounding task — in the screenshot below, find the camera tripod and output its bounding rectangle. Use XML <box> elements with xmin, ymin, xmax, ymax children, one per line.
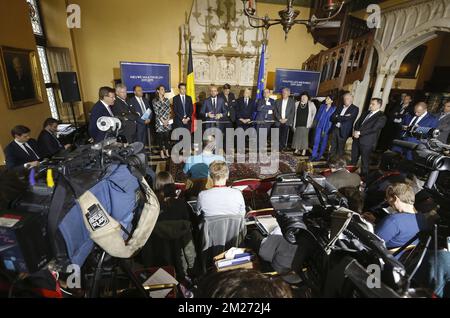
<box><xmin>86</xmin><ymin>249</ymin><xmax>149</xmax><ymax>298</ymax></box>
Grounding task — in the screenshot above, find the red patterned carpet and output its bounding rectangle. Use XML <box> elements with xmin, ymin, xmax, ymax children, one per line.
<box><xmin>169</xmin><ymin>152</ymin><xmax>314</xmax><ymax>182</ymax></box>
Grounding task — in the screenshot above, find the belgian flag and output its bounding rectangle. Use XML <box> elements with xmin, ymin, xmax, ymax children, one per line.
<box><xmin>186</xmin><ymin>40</ymin><xmax>197</xmax><ymax>133</ymax></box>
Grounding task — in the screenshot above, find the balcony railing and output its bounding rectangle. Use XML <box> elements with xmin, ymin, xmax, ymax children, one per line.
<box><xmin>302</xmin><ymin>32</ymin><xmax>374</xmax><ymax>96</ymax></box>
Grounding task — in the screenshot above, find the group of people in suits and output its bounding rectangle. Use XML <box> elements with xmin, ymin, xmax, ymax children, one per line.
<box><xmin>85</xmin><ymin>81</ymin><xmax>450</xmax><ymax>180</ymax></box>
<box><xmin>89</xmin><ymin>85</ymin><xmax>153</xmax><ymax>145</ymax></box>
<box><xmin>89</xmin><ymin>83</ymin><xmax>194</xmax><ymax>159</ymax></box>
<box><xmin>4</xmin><ymin>118</ymin><xmax>71</xmax><ymax>171</ymax></box>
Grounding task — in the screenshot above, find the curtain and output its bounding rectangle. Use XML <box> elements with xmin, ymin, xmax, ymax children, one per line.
<box><xmin>47</xmin><ymin>47</ymin><xmax>83</xmax><ymax>123</ymax></box>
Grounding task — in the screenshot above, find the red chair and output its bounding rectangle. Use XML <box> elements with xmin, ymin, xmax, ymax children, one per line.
<box><xmin>321</xmin><ymin>165</ymin><xmax>358</xmax><ymax>177</ymax></box>
<box><xmin>232</xmin><ymin>179</ymin><xmax>275</xmax><ymax>209</ymax></box>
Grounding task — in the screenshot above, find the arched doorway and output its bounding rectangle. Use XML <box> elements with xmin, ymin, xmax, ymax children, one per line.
<box><xmin>370</xmin><ymin>0</ymin><xmax>450</xmax><ymax>108</ymax></box>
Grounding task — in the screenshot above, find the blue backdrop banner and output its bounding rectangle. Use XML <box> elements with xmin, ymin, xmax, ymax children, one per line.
<box><xmin>275</xmin><ymin>69</ymin><xmax>321</xmax><ymax>97</ymax></box>
<box><xmin>120</xmin><ymin>62</ymin><xmax>171</xmax><ymax>93</ymax></box>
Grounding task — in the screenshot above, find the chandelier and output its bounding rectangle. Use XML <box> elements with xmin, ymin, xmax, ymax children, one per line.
<box><xmin>242</xmin><ymin>0</ymin><xmax>347</xmax><ymax>39</ymax></box>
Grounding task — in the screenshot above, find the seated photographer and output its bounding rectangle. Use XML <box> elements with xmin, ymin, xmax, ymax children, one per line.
<box><xmin>375</xmin><ymin>183</ymin><xmax>427</xmax><ymax>250</ymax></box>
<box><xmin>197</xmin><ymin>161</ymin><xmax>246</xmax><ymax>218</ymax></box>
<box><xmin>326</xmin><ymin>156</ymin><xmax>361</xmax><ymax>191</ymax></box>
<box><xmin>4</xmin><ymin>125</ymin><xmax>42</xmax><ymax>171</ymax></box>
<box><xmin>38</xmin><ymin>118</ymin><xmax>72</xmax><ymax>159</ymax></box>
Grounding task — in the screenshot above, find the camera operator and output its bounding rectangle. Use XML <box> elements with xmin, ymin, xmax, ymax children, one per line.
<box><xmin>37</xmin><ymin>118</ymin><xmax>72</xmax><ymax>159</ymax></box>
<box><xmin>375</xmin><ymin>183</ymin><xmax>428</xmax><ymax>251</ymax></box>
<box><xmin>4</xmin><ymin>125</ymin><xmax>42</xmax><ymax>171</ymax></box>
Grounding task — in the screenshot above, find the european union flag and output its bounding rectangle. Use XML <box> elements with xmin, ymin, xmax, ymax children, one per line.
<box><xmin>256</xmin><ymin>44</ymin><xmax>266</xmax><ymax>101</ymax></box>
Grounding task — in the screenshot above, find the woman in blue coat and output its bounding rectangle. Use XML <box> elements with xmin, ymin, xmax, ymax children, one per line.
<box><xmin>311</xmin><ymin>95</ymin><xmax>336</xmax><ymax>161</ymax></box>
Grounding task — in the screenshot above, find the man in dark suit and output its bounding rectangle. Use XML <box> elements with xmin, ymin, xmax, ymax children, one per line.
<box><xmin>5</xmin><ymin>125</ymin><xmax>41</xmax><ymax>171</ymax></box>
<box><xmin>113</xmin><ymin>84</ymin><xmax>138</xmax><ymax>143</ymax></box>
<box><xmin>218</xmin><ymin>83</ymin><xmax>237</xmax><ymax>126</ymax></box>
<box><xmin>37</xmin><ymin>118</ymin><xmax>71</xmax><ymax>159</ymax></box>
<box><xmin>437</xmin><ymin>101</ymin><xmax>450</xmax><ymax>144</ymax></box>
<box><xmin>235</xmin><ymin>88</ymin><xmax>256</xmax><ymax>130</ymax></box>
<box><xmin>129</xmin><ymin>85</ymin><xmax>152</xmax><ymax>146</ymax></box>
<box><xmin>200</xmin><ymin>85</ymin><xmax>226</xmax><ymax>131</ymax></box>
<box><xmin>330</xmin><ymin>93</ymin><xmax>359</xmax><ymax>157</ymax></box>
<box><xmin>89</xmin><ymin>86</ymin><xmax>116</xmax><ymax>143</ymax></box>
<box><xmin>351</xmin><ymin>98</ymin><xmax>387</xmax><ymax>178</ymax></box>
<box><xmin>393</xmin><ymin>102</ymin><xmax>439</xmax><ymax>160</ymax></box>
<box><xmin>256</xmin><ymin>89</ymin><xmax>276</xmax><ymax>124</ymax></box>
<box><xmin>274</xmin><ymin>88</ymin><xmax>295</xmax><ymax>151</ymax></box>
<box><xmin>379</xmin><ymin>94</ymin><xmax>414</xmax><ymax>150</ymax></box>
<box><xmin>173</xmin><ymin>82</ymin><xmax>193</xmax><ymax>131</ymax></box>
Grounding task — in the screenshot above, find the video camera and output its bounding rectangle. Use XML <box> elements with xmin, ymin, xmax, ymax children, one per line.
<box><xmin>1</xmin><ymin>138</ymin><xmax>155</xmax><ymax>276</ymax></box>
<box><xmin>270</xmin><ymin>172</ymin><xmax>410</xmax><ymax>298</ymax></box>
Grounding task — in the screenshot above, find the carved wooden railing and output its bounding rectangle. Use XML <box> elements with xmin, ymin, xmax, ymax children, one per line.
<box><xmin>302</xmin><ymin>32</ymin><xmax>374</xmax><ymax>96</ymax></box>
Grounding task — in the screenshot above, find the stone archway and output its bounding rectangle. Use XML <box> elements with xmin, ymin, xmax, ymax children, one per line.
<box><xmin>369</xmin><ymin>0</ymin><xmax>450</xmax><ymax>108</ymax></box>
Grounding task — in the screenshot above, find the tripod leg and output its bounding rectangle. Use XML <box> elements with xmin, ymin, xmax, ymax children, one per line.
<box><xmin>119</xmin><ymin>259</ymin><xmax>149</xmax><ymax>298</ymax></box>
<box><xmin>88</xmin><ymin>251</ymin><xmax>106</xmax><ymax>298</ymax></box>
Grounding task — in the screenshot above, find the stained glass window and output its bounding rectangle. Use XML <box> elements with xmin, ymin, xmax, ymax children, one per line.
<box><xmin>37</xmin><ymin>46</ymin><xmax>51</xmax><ymax>84</ymax></box>
<box><xmin>26</xmin><ymin>0</ymin><xmax>44</xmax><ymax>36</ymax></box>
<box><xmin>46</xmin><ymin>88</ymin><xmax>59</xmax><ymax>119</ymax></box>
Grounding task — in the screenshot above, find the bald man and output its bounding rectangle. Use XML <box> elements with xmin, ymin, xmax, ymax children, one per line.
<box><xmin>393</xmin><ymin>102</ymin><xmax>439</xmax><ymax>160</ymax></box>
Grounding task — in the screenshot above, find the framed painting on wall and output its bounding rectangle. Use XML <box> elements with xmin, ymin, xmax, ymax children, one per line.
<box><xmin>0</xmin><ymin>46</ymin><xmax>43</xmax><ymax>109</ymax></box>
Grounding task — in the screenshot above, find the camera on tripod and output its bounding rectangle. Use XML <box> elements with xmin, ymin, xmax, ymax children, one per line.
<box><xmin>270</xmin><ymin>172</ymin><xmax>410</xmax><ymax>297</ymax></box>
<box><xmin>1</xmin><ymin>138</ymin><xmax>159</xmax><ymax>296</ymax></box>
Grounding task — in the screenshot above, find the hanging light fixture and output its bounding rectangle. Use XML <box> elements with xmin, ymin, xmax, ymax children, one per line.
<box><xmin>242</xmin><ymin>0</ymin><xmax>348</xmax><ymax>40</ymax></box>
